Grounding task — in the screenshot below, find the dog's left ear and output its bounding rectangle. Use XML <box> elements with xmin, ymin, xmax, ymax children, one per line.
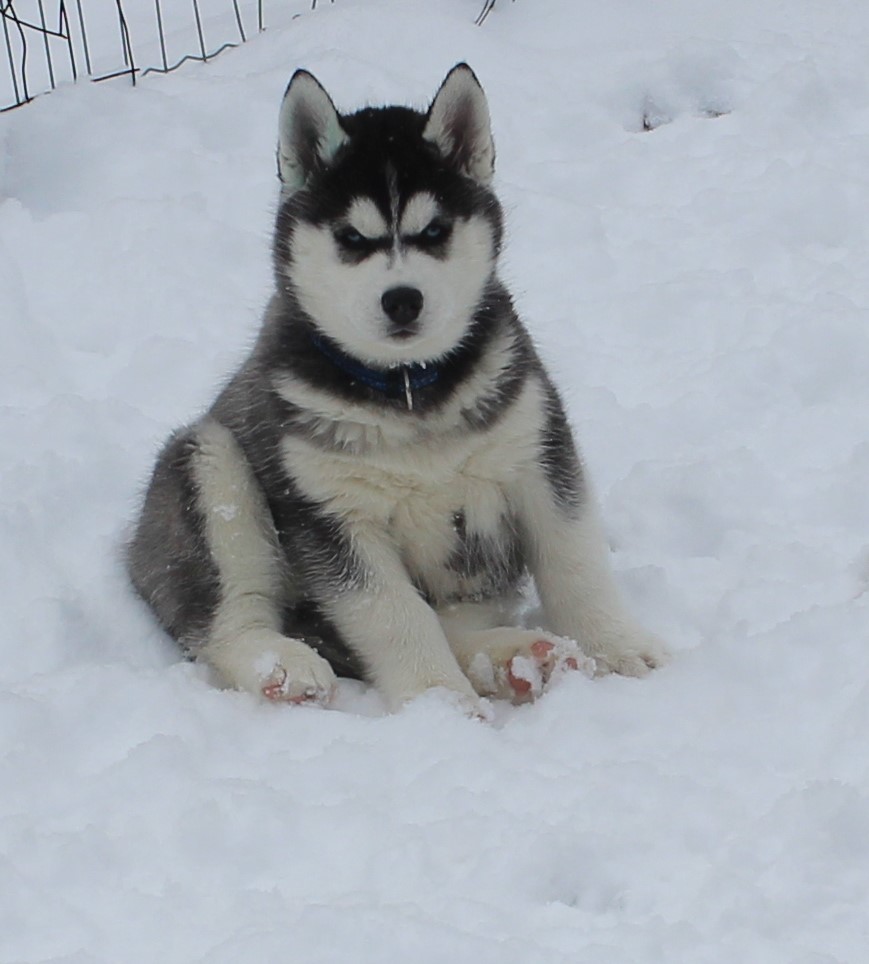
<box><xmin>423</xmin><ymin>63</ymin><xmax>495</xmax><ymax>184</ymax></box>
<box><xmin>277</xmin><ymin>69</ymin><xmax>348</xmax><ymax>194</ymax></box>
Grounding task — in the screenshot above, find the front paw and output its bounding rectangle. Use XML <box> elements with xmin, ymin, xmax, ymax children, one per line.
<box><xmin>590</xmin><ymin>628</ymin><xmax>670</xmax><ymax>678</ymax></box>
<box><xmin>202</xmin><ymin>629</ymin><xmax>337</xmax><ymax>705</ymax></box>
<box><xmin>465</xmin><ymin>629</ymin><xmax>594</xmax><ymax>704</ymax></box>
<box><xmin>258</xmin><ymin>653</ymin><xmax>337</xmax><ymax>705</ymax></box>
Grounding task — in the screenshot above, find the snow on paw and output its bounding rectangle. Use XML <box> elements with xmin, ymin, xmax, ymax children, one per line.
<box><xmin>203</xmin><ymin>629</ymin><xmax>337</xmax><ymax>706</ymax></box>
<box><xmin>506</xmin><ymin>633</ymin><xmax>594</xmax><ymax>703</ymax></box>
<box><xmin>255</xmin><ymin>645</ymin><xmax>336</xmax><ymax>705</ymax></box>
<box><xmin>466</xmin><ymin>629</ymin><xmax>592</xmax><ymax>704</ymax></box>
<box><xmin>259</xmin><ymin>663</ymin><xmax>335</xmax><ymax>705</ymax></box>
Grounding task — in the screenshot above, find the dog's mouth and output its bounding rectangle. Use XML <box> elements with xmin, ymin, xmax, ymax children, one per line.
<box><xmin>387</xmin><ymin>323</ymin><xmax>419</xmax><ymax>341</ymax></box>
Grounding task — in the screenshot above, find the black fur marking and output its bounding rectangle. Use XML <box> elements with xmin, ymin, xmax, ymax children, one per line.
<box><xmin>446</xmin><ymin>511</ymin><xmax>525</xmax><ymax>599</ymax></box>
<box><xmin>126</xmin><ymin>430</ymin><xmax>220</xmax><ymax>652</ymax></box>
<box><xmin>281</xmin><ymin>601</ymin><xmax>366</xmax><ymax>680</ymax></box>
<box><xmin>403</xmin><ymin>219</ymin><xmax>453</xmax><ymax>260</ymax></box>
<box><xmin>458</xmin><ymin>285</ymin><xmax>533</xmax><ymax>432</ymax></box>
<box><xmin>277</xmin><ymin>498</ymin><xmax>366</xmax><ymax>598</ymax></box>
<box><xmin>538</xmin><ymin>376</ymin><xmax>585</xmax><ymax>513</ymax></box>
<box><xmin>334</xmin><ymin>226</ymin><xmax>391</xmax><ymax>264</ymax></box>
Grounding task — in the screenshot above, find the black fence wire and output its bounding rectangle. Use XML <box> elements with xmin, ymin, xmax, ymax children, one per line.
<box><xmin>1</xmin><ymin>0</ymin><xmax>508</xmax><ymax>113</ymax></box>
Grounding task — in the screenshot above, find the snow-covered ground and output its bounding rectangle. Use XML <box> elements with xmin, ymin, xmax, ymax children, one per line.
<box><xmin>2</xmin><ymin>1</ymin><xmax>869</xmax><ymax>960</ymax></box>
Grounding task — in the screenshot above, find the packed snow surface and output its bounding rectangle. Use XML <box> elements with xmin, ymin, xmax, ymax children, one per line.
<box><xmin>2</xmin><ymin>1</ymin><xmax>869</xmax><ymax>960</ymax></box>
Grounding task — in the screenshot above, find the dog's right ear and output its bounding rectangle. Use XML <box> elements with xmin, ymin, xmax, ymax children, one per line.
<box><xmin>277</xmin><ymin>70</ymin><xmax>347</xmax><ymax>194</ymax></box>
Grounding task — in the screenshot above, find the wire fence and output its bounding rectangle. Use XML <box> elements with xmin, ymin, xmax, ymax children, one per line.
<box><xmin>1</xmin><ymin>1</ymin><xmax>508</xmax><ymax>113</ymax></box>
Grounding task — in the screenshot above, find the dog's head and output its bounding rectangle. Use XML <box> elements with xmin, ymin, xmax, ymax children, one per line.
<box><xmin>273</xmin><ymin>64</ymin><xmax>503</xmax><ymax>367</ymax></box>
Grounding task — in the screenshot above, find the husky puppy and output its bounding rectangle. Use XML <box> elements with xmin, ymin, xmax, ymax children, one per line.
<box><xmin>127</xmin><ymin>64</ymin><xmax>667</xmax><ymax>712</ymax></box>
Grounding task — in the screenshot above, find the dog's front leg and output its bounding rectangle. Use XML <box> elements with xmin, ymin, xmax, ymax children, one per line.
<box><xmin>514</xmin><ymin>466</ymin><xmax>669</xmax><ymax>677</ymax></box>
<box><xmin>191</xmin><ymin>419</ymin><xmax>338</xmax><ymax>704</ymax></box>
<box><xmin>316</xmin><ymin>526</ymin><xmax>484</xmax><ymax>713</ymax></box>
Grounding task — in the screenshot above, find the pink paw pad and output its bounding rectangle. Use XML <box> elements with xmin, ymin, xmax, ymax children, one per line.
<box><xmin>507</xmin><ymin>639</ymin><xmax>555</xmax><ymax>700</ymax></box>
<box><xmin>506</xmin><ymin>637</ymin><xmax>586</xmax><ymax>702</ymax></box>
<box><xmin>530</xmin><ymin>640</ymin><xmax>555</xmax><ymax>661</ymax></box>
<box><xmin>261</xmin><ymin>667</ymin><xmax>289</xmax><ymax>701</ymax></box>
<box><xmin>261</xmin><ymin>668</ymin><xmax>328</xmax><ymax>705</ymax></box>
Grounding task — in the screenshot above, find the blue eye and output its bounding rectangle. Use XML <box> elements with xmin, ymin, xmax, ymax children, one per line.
<box><xmin>419</xmin><ymin>220</ymin><xmax>450</xmax><ymax>244</ymax></box>
<box><xmin>336</xmin><ymin>227</ymin><xmax>367</xmax><ymax>249</ymax></box>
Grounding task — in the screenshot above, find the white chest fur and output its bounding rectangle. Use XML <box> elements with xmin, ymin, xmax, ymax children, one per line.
<box><xmin>279</xmin><ymin>379</ymin><xmax>545</xmax><ymax>595</ymax></box>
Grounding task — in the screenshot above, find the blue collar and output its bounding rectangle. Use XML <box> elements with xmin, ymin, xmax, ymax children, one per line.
<box><xmin>309</xmin><ymin>331</ymin><xmax>440</xmax><ymax>410</ymax></box>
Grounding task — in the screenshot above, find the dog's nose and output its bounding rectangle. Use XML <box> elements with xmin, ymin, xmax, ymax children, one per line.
<box><xmin>381</xmin><ymin>286</ymin><xmax>423</xmax><ymax>329</ymax></box>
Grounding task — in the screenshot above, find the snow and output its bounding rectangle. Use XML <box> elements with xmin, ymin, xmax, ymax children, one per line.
<box><xmin>2</xmin><ymin>0</ymin><xmax>869</xmax><ymax>960</ymax></box>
